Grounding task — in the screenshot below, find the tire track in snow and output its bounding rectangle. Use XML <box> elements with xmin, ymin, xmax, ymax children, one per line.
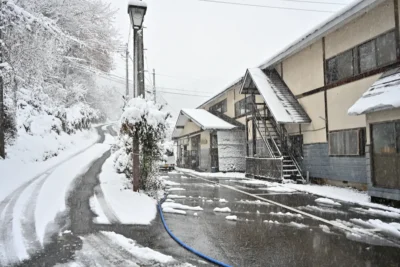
<box><xmin>0</xmin><ymin>125</ymin><xmax>109</xmax><ymax>266</ymax></box>
<box><xmin>20</xmin><ymin>172</ymin><xmax>52</xmax><ymax>256</ymax></box>
<box><xmin>93</xmin><ymin>185</ymin><xmax>120</xmax><ymax>224</ymax></box>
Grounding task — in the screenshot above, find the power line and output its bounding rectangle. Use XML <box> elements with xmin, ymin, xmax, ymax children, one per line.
<box><xmin>198</xmin><ymin>0</ymin><xmax>335</xmax><ymax>13</ymax></box>
<box><xmin>158</xmin><ymin>91</ymin><xmax>211</xmax><ymax>97</ymax></box>
<box><xmin>157</xmin><ymin>86</ymin><xmax>214</xmax><ymax>94</ymax></box>
<box><xmin>262</xmin><ymin>0</ymin><xmax>345</xmax><ymax>5</ymax></box>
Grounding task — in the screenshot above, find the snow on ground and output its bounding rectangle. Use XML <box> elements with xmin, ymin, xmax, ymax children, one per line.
<box><xmin>264</xmin><ymin>220</ymin><xmax>280</xmax><ymax>224</ymax></box>
<box><xmin>0</xmin><ymin>129</ymin><xmax>99</xmax><ymax>202</ymax></box>
<box><xmin>288</xmin><ymin>222</ymin><xmax>308</xmax><ymax>229</ymax></box>
<box><xmin>162</xmin><ymin>203</ymin><xmax>203</xmax><ymax>211</ymax></box>
<box><xmin>282</xmin><ymin>183</ymin><xmax>400</xmax><ymax>213</ymax></box>
<box><xmin>238</xmin><ymin>199</ymin><xmax>270</xmax><ymax>206</ymax></box>
<box><xmin>219</xmin><ymin>198</ymin><xmax>228</xmax><ymax>203</ymax></box>
<box><xmin>56</xmin><ymin>231</ymin><xmax>192</xmax><ymax>266</ymax></box>
<box><xmin>350</xmin><ymin>219</ymin><xmax>400</xmax><ymax>239</ymax></box>
<box><xmin>231</xmin><ymin>179</ymin><xmax>272</xmax><ymax>186</ymax></box>
<box><xmin>270</xmin><ymin>212</ymin><xmax>304</xmax><ymax>219</ymax></box>
<box><xmin>89</xmin><ymin>195</ymin><xmax>110</xmax><ymax>224</ymax></box>
<box><xmin>315</xmin><ymin>198</ymin><xmax>342</xmax><ymax>207</ymax></box>
<box><xmin>167</xmin><ymin>188</ymin><xmax>186</xmax><ymax>192</ymax></box>
<box><xmin>96</xmin><ymin>157</ymin><xmax>157</xmax><ymax>225</ymax></box>
<box><xmin>226</xmin><ymin>215</ymin><xmax>237</xmax><ymax>221</ymax></box>
<box><xmin>319</xmin><ymin>225</ymin><xmax>331</xmax><ymax>233</ymax></box>
<box><xmin>163</xmin><ymin>180</ymin><xmax>180</xmax><ymax>186</ymax></box>
<box><xmin>176</xmin><ymin>167</ymin><xmax>245</xmax><ymax>179</ymax></box>
<box><xmin>298</xmin><ymin>205</ymin><xmax>347</xmax><ymax>215</ymax></box>
<box><xmin>167</xmin><ymin>195</ymin><xmax>186</xmax><ymax>199</ymax></box>
<box><xmin>35</xmin><ymin>141</ymin><xmax>112</xmax><ymax>245</ymax></box>
<box><xmin>258</xmin><ymin>187</ymin><xmax>297</xmax><ymax>193</ymax></box>
<box><xmin>214</xmin><ymin>207</ymin><xmax>231</xmax><ymax>213</ymax></box>
<box><xmin>163</xmin><ymin>207</ymin><xmax>186</xmax><ymax>215</ymax></box>
<box><xmin>350</xmin><ymin>207</ymin><xmax>400</xmax><ymax>219</ymax></box>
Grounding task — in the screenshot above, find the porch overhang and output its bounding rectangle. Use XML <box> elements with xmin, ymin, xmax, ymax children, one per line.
<box><xmin>348</xmin><ymin>67</ymin><xmax>400</xmax><ymax>115</ymax></box>
<box><xmin>240</xmin><ymin>68</ymin><xmax>311</xmax><ymax>124</ymax></box>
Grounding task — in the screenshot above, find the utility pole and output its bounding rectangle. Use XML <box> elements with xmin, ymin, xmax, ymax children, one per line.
<box><xmin>0</xmin><ymin>0</ymin><xmax>5</xmax><ymax>159</ymax></box>
<box><xmin>125</xmin><ymin>44</ymin><xmax>129</xmax><ymax>97</ymax></box>
<box><xmin>153</xmin><ymin>69</ymin><xmax>156</xmax><ymax>103</ymax></box>
<box><xmin>133</xmin><ymin>29</ymin><xmax>138</xmax><ymax>98</ymax></box>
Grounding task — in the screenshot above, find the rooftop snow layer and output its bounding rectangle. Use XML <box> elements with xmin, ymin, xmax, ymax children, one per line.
<box><xmin>182</xmin><ymin>109</ymin><xmax>236</xmax><ymax>130</ymax></box>
<box><xmin>348</xmin><ymin>67</ymin><xmax>400</xmax><ymax>115</ymax></box>
<box><xmin>241</xmin><ymin>68</ymin><xmax>311</xmax><ymax>124</ymax></box>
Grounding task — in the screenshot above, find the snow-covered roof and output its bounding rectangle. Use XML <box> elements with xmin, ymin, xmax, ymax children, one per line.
<box><xmin>259</xmin><ymin>0</ymin><xmax>384</xmax><ymax>70</ymax></box>
<box><xmin>348</xmin><ymin>67</ymin><xmax>400</xmax><ymax>115</ymax></box>
<box><xmin>240</xmin><ymin>68</ymin><xmax>311</xmax><ymax>124</ymax></box>
<box><xmin>172</xmin><ymin>109</ymin><xmax>236</xmax><ymax>138</ymax></box>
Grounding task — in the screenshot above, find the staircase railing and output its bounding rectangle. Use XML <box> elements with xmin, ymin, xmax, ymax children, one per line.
<box><xmin>250</xmin><ymin>101</ymin><xmax>282</xmax><ymax>158</ymax></box>
<box><xmin>269</xmin><ymin>116</ymin><xmax>304</xmax><ymax>180</ymax></box>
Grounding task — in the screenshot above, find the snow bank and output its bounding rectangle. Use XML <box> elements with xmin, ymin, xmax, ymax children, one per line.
<box><xmin>162</xmin><ymin>203</ymin><xmax>203</xmax><ymax>211</ymax></box>
<box><xmin>97</xmin><ymin>157</ymin><xmax>157</xmax><ymax>225</ymax></box>
<box><xmin>162</xmin><ymin>207</ymin><xmax>186</xmax><ymax>215</ymax></box>
<box><xmin>90</xmin><ymin>195</ymin><xmax>110</xmax><ymax>224</ymax></box>
<box><xmin>350</xmin><ymin>207</ymin><xmax>400</xmax><ymax>219</ymax></box>
<box><xmin>219</xmin><ymin>198</ymin><xmax>228</xmax><ymax>203</ymax></box>
<box><xmin>319</xmin><ymin>225</ymin><xmax>331</xmax><ymax>234</ymax></box>
<box><xmin>101</xmin><ymin>232</ymin><xmax>174</xmax><ymax>264</ymax></box>
<box><xmin>350</xmin><ymin>219</ymin><xmax>400</xmax><ymax>239</ymax></box>
<box><xmin>259</xmin><ymin>187</ymin><xmax>297</xmax><ymax>193</ymax></box>
<box><xmin>270</xmin><ymin>212</ymin><xmax>303</xmax><ymax>219</ymax></box>
<box><xmin>176</xmin><ymin>167</ymin><xmax>245</xmax><ymax>179</ymax></box>
<box><xmin>315</xmin><ymin>198</ymin><xmax>342</xmax><ymax>207</ymax></box>
<box><xmin>238</xmin><ymin>199</ymin><xmax>270</xmax><ymax>206</ymax></box>
<box><xmin>214</xmin><ymin>207</ymin><xmax>231</xmax><ymax>213</ymax></box>
<box><xmin>226</xmin><ymin>215</ymin><xmax>237</xmax><ymax>221</ymax></box>
<box><xmin>288</xmin><ymin>222</ymin><xmax>308</xmax><ymax>229</ymax></box>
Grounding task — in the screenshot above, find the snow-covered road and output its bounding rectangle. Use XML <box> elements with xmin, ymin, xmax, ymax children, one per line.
<box><xmin>0</xmin><ymin>125</ymin><xmax>114</xmax><ymax>266</ymax></box>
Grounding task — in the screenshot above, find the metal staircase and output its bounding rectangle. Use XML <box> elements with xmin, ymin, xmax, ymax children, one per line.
<box><xmin>250</xmin><ymin>101</ymin><xmax>304</xmax><ymax>182</ymax></box>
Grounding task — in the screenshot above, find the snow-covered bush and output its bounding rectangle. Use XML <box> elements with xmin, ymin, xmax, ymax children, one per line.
<box><xmin>113</xmin><ymin>97</ymin><xmax>170</xmax><ymax>192</ymax></box>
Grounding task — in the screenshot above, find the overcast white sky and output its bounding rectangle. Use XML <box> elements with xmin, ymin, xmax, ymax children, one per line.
<box><xmin>108</xmin><ymin>0</ymin><xmax>353</xmax><ymax>117</ymax></box>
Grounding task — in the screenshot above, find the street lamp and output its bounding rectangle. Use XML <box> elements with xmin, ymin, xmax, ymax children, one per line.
<box><xmin>127</xmin><ymin>0</ymin><xmax>147</xmax><ymax>192</ymax></box>
<box><xmin>127</xmin><ymin>1</ymin><xmax>147</xmax><ymax>29</ymax></box>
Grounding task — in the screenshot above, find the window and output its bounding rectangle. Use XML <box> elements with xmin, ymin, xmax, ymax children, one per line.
<box><xmin>372</xmin><ymin>122</ymin><xmax>397</xmax><ymax>154</ymax></box>
<box><xmin>376</xmin><ymin>31</ymin><xmax>396</xmax><ymax>67</ymax></box>
<box><xmin>359</xmin><ymin>40</ymin><xmax>377</xmax><ymax>73</ymax></box>
<box><xmin>329</xmin><ymin>129</ymin><xmax>365</xmax><ymax>156</ymax></box>
<box><xmin>326</xmin><ymin>29</ymin><xmax>397</xmax><ymax>84</ymax></box>
<box><xmin>235</xmin><ymin>95</ymin><xmax>254</xmax><ymax>117</ymax></box>
<box><xmin>209</xmin><ymin>99</ymin><xmax>227</xmax><ymax>113</ymax></box>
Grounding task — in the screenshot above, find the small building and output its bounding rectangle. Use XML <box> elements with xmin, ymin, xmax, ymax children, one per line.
<box><xmin>349</xmin><ymin>67</ymin><xmax>400</xmax><ymax>202</ymax></box>
<box><xmin>172</xmin><ymin>109</ymin><xmax>246</xmax><ymax>172</ymax></box>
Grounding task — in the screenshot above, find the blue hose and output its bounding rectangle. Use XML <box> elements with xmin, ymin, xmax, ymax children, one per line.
<box><xmin>158</xmin><ymin>196</ymin><xmax>232</xmax><ymax>267</ymax></box>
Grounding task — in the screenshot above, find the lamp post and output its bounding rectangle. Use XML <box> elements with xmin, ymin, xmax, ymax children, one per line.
<box><xmin>128</xmin><ymin>1</ymin><xmax>147</xmax><ymax>98</ymax></box>
<box><xmin>128</xmin><ymin>1</ymin><xmax>147</xmax><ymax>192</ymax></box>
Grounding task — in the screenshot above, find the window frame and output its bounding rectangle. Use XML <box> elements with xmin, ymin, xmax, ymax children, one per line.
<box><xmin>209</xmin><ymin>99</ymin><xmax>227</xmax><ymax>113</ymax></box>
<box><xmin>328</xmin><ymin>128</ymin><xmax>366</xmax><ymax>156</ymax></box>
<box><xmin>325</xmin><ymin>29</ymin><xmax>397</xmax><ymax>85</ymax></box>
<box><xmin>235</xmin><ymin>95</ymin><xmax>255</xmax><ymax>117</ymax></box>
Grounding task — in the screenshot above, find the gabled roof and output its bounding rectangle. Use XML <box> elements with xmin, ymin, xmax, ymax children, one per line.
<box><xmin>172</xmin><ymin>109</ymin><xmax>236</xmax><ymax>138</ymax></box>
<box><xmin>259</xmin><ymin>0</ymin><xmax>384</xmax><ymax>70</ymax></box>
<box><xmin>240</xmin><ymin>68</ymin><xmax>311</xmax><ymax>124</ymax></box>
<box><xmin>348</xmin><ymin>67</ymin><xmax>400</xmax><ymax>115</ymax></box>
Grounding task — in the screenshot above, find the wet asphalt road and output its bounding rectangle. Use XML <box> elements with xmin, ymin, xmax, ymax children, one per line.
<box><xmin>163</xmin><ymin>172</ymin><xmax>400</xmax><ymax>267</ymax></box>
<box><xmin>16</xmin><ymin>125</ymin><xmax>206</xmax><ymax>267</ymax></box>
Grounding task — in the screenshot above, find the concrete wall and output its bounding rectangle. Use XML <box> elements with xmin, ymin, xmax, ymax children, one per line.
<box><xmin>303</xmin><ymin>143</ymin><xmax>367</xmax><ymax>185</ymax></box>
<box><xmin>282</xmin><ymin>39</ymin><xmax>325</xmax><ymax>95</ymax></box>
<box><xmin>327</xmin><ymin>76</ymin><xmax>380</xmax><ymax>131</ymax></box>
<box><xmin>299</xmin><ymin>92</ymin><xmax>327</xmax><ymax>144</ymax></box>
<box><xmin>217</xmin><ymin>130</ymin><xmax>246</xmax><ymax>172</ymax></box>
<box><xmin>325</xmin><ymin>0</ymin><xmax>395</xmax><ymax>59</ymax></box>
